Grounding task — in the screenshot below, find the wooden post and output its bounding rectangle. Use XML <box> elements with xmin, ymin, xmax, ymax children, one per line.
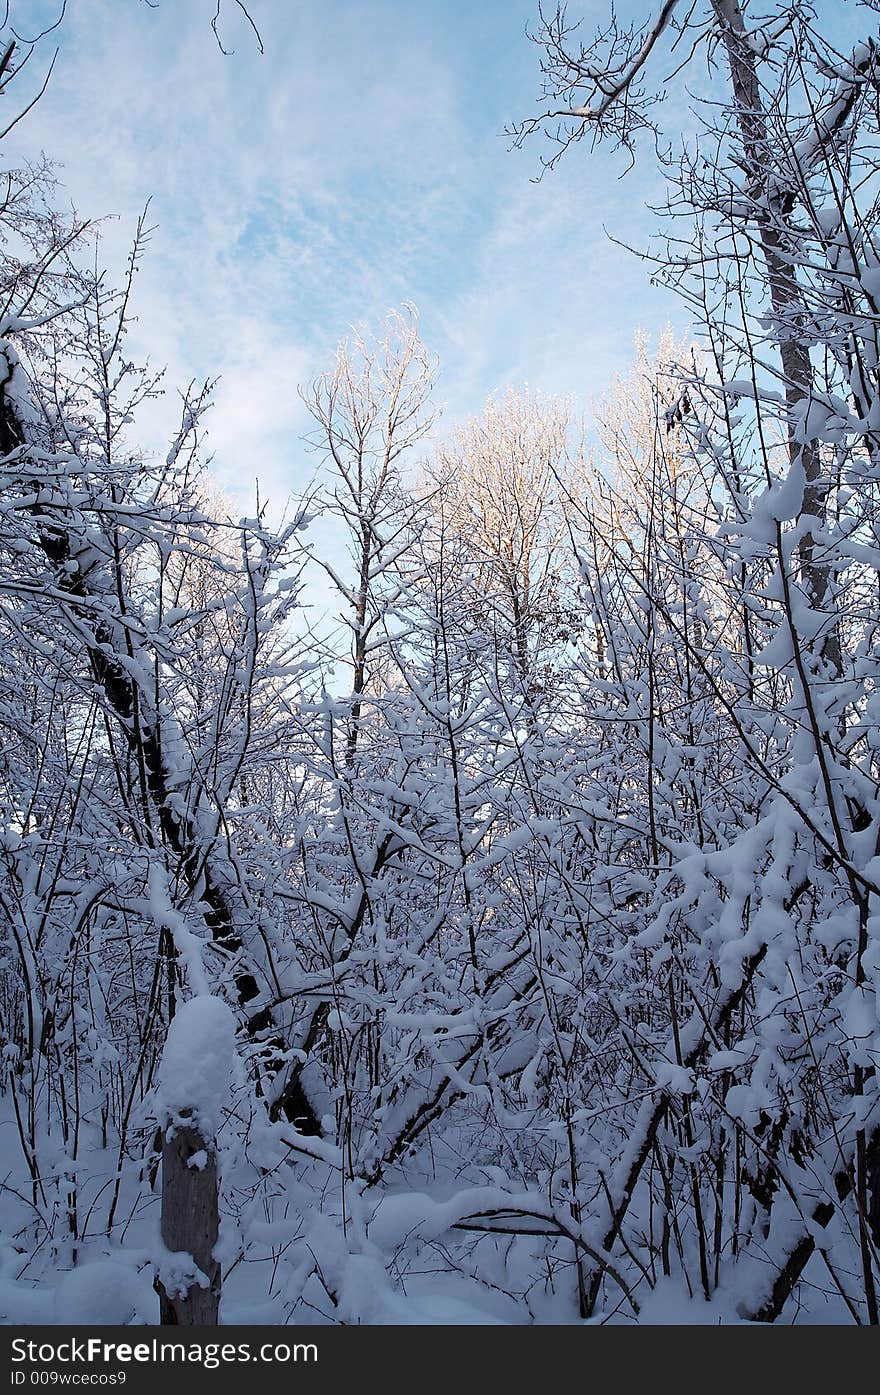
<box><xmin>156</xmin><ymin>1113</ymin><xmax>221</xmax><ymax>1325</ymax></box>
<box><xmin>152</xmin><ymin>993</ymin><xmax>236</xmax><ymax>1325</ymax></box>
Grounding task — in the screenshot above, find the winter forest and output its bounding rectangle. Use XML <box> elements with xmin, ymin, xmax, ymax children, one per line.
<box><xmin>1</xmin><ymin>0</ymin><xmax>880</xmax><ymax>1329</ymax></box>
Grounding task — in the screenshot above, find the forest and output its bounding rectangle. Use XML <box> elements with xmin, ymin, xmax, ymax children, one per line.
<box><xmin>1</xmin><ymin>0</ymin><xmax>880</xmax><ymax>1327</ymax></box>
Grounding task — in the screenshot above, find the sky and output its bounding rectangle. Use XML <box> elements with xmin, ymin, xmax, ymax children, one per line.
<box><xmin>1</xmin><ymin>0</ymin><xmax>867</xmax><ymax>524</ymax></box>
<box><xmin>1</xmin><ymin>0</ymin><xmax>695</xmax><ymax>515</ymax></box>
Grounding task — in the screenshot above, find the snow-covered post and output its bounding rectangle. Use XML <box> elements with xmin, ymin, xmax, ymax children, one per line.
<box><xmin>154</xmin><ymin>996</ymin><xmax>237</xmax><ymax>1325</ymax></box>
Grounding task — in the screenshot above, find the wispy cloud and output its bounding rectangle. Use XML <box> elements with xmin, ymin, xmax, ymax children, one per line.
<box><xmin>4</xmin><ymin>0</ymin><xmax>693</xmax><ymax>519</ymax></box>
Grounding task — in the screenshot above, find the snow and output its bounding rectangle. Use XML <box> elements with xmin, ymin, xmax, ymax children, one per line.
<box><xmin>154</xmin><ymin>996</ymin><xmax>238</xmax><ymax>1139</ymax></box>
<box><xmin>54</xmin><ymin>1262</ymin><xmax>151</xmax><ymax>1326</ymax></box>
<box><xmin>4</xmin><ymin>0</ymin><xmax>880</xmax><ymax>1329</ymax></box>
<box><xmin>147</xmin><ymin>864</ymin><xmax>210</xmax><ymax>996</ymax></box>
<box><xmin>860</xmin><ymin>267</ymin><xmax>880</xmax><ymax>302</ymax></box>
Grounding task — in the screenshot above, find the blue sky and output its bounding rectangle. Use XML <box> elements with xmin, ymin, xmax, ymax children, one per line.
<box><xmin>2</xmin><ymin>0</ymin><xmax>691</xmax><ymax>512</ymax></box>
<box><xmin>3</xmin><ymin>0</ymin><xmax>867</xmax><ymax>516</ymax></box>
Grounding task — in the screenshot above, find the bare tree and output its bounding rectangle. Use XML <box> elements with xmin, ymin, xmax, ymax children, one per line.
<box><xmin>302</xmin><ymin>307</ymin><xmax>436</xmax><ymax>763</ymax></box>
<box><xmin>512</xmin><ymin>1</ymin><xmax>879</xmax><ymax>672</ymax></box>
<box><xmin>429</xmin><ymin>388</ymin><xmax>577</xmax><ymax>699</ymax></box>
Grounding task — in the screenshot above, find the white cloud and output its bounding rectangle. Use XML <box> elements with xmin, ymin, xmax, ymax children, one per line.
<box><xmin>2</xmin><ymin>0</ymin><xmax>689</xmax><ymax>527</ymax></box>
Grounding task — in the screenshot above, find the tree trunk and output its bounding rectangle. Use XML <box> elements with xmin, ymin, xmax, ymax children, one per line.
<box><xmin>0</xmin><ymin>370</ymin><xmax>322</xmax><ymax>1137</ymax></box>
<box><xmin>712</xmin><ymin>0</ymin><xmax>841</xmax><ymax>674</ymax></box>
